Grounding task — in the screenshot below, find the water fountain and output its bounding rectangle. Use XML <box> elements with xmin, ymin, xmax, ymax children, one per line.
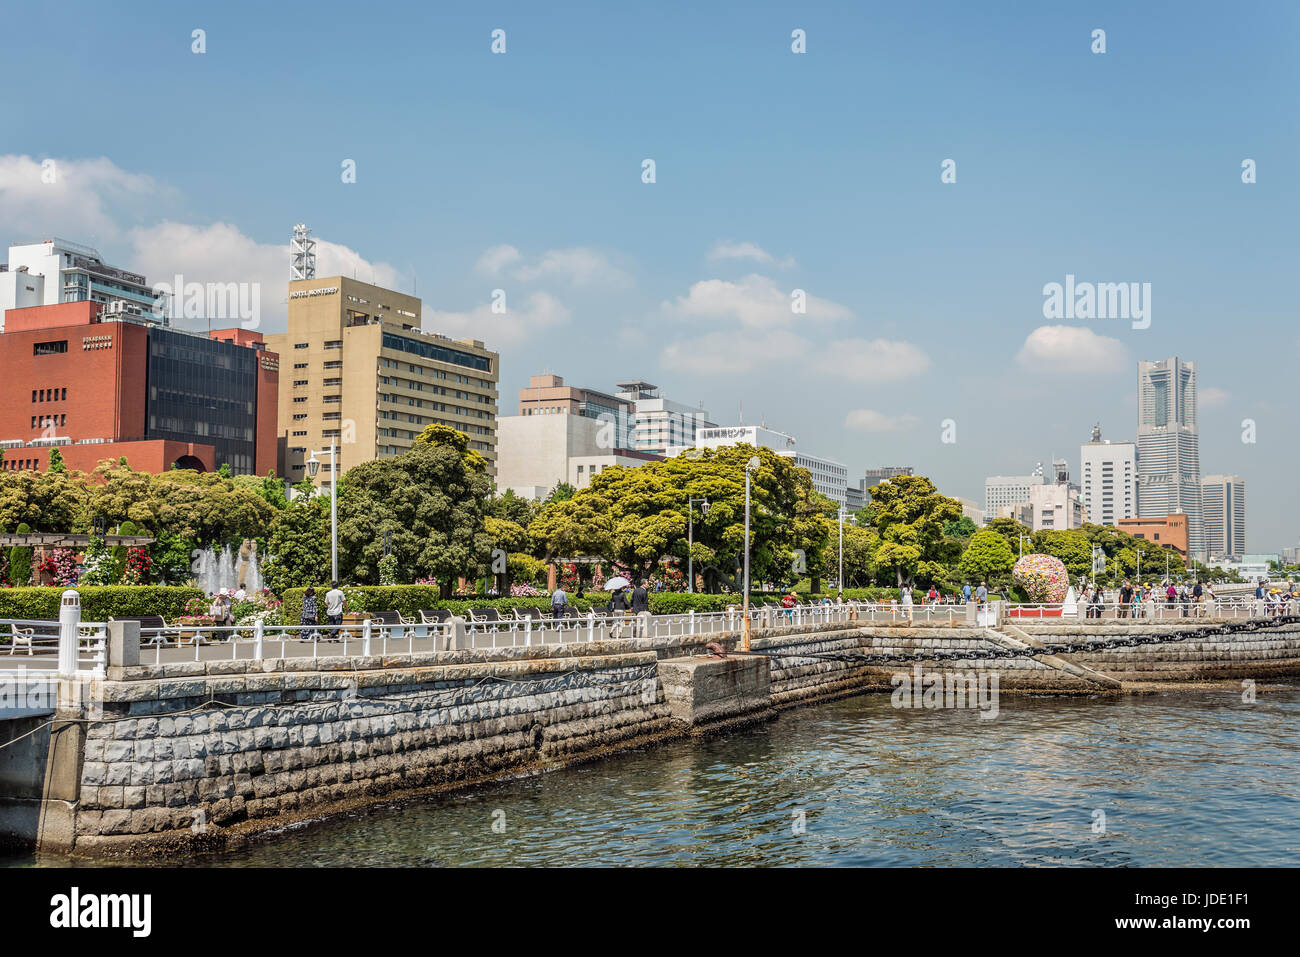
<box><xmin>193</xmin><ymin>541</ymin><xmax>262</xmax><ymax>594</ymax></box>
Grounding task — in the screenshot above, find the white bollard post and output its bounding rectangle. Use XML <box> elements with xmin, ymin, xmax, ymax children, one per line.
<box><xmin>689</xmin><ymin>609</ymin><xmax>695</xmax><ymax>636</ymax></box>
<box><xmin>253</xmin><ymin>619</ymin><xmax>264</xmax><ymax>661</ymax></box>
<box><xmin>362</xmin><ymin>618</ymin><xmax>372</xmax><ymax>656</ymax></box>
<box><xmin>525</xmin><ymin>617</ymin><xmax>533</xmax><ymax>646</ymax></box>
<box><xmin>58</xmin><ymin>588</ymin><xmax>80</xmax><ymax>676</ymax></box>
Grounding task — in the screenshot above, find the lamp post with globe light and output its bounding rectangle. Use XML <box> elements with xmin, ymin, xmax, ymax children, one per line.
<box><xmin>742</xmin><ymin>455</ymin><xmax>760</xmax><ymax>651</ymax></box>
<box><xmin>306</xmin><ymin>445</ymin><xmax>338</xmax><ymax>582</ymax></box>
<box><xmin>687</xmin><ymin>496</ymin><xmax>710</xmax><ymax>593</ymax></box>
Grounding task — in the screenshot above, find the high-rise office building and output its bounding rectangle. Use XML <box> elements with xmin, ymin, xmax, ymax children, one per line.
<box><xmin>985</xmin><ymin>471</ymin><xmax>1045</xmax><ymax>517</ymax></box>
<box><xmin>265</xmin><ymin>276</ymin><xmax>499</xmax><ymax>489</ymax></box>
<box><xmin>1</xmin><ymin>238</ymin><xmax>162</xmax><ymax>331</ymax></box>
<box><xmin>1200</xmin><ymin>474</ymin><xmax>1246</xmax><ymax>562</ymax></box>
<box><xmin>517</xmin><ymin>374</ymin><xmax>634</xmax><ymax>449</ymax></box>
<box><xmin>1137</xmin><ymin>356</ymin><xmax>1203</xmax><ymax>560</ymax></box>
<box><xmin>1080</xmin><ymin>424</ymin><xmax>1137</xmax><ymax>525</ymax></box>
<box><xmin>614</xmin><ymin>380</ymin><xmax>715</xmax><ymax>457</ymax></box>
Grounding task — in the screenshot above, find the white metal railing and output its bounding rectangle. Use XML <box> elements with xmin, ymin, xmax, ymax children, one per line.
<box><xmin>135</xmin><ymin>619</ymin><xmax>455</xmax><ymax>665</ymax></box>
<box><xmin>1005</xmin><ymin>596</ymin><xmax>1282</xmax><ymax>621</ymax></box>
<box><xmin>0</xmin><ymin>618</ymin><xmax>106</xmax><ymax>675</ymax></box>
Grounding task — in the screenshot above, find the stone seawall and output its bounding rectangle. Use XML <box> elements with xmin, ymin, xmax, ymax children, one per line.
<box><xmin>67</xmin><ymin>644</ymin><xmax>674</xmax><ymax>856</ymax></box>
<box><xmin>10</xmin><ymin>616</ymin><xmax>1299</xmax><ymax>857</ymax></box>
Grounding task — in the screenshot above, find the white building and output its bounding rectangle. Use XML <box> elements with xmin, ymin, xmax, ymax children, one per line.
<box><xmin>985</xmin><ymin>472</ymin><xmax>1045</xmax><ymax>516</ymax></box>
<box><xmin>495</xmin><ymin>413</ymin><xmax>662</xmax><ymax>500</ymax></box>
<box><xmin>614</xmin><ymin>380</ymin><xmax>715</xmax><ymax>457</ymax></box>
<box><xmin>1201</xmin><ymin>474</ymin><xmax>1246</xmax><ymax>562</ymax></box>
<box><xmin>0</xmin><ymin>238</ymin><xmax>161</xmax><ymax>330</ymax></box>
<box><xmin>1026</xmin><ymin>482</ymin><xmax>1085</xmax><ymax>531</ymax></box>
<box><xmin>954</xmin><ymin>497</ymin><xmax>985</xmax><ymax>526</ymax></box>
<box><xmin>690</xmin><ymin>425</ymin><xmax>849</xmax><ymax>507</ymax></box>
<box><xmin>1080</xmin><ymin>425</ymin><xmax>1137</xmax><ymax>525</ymax></box>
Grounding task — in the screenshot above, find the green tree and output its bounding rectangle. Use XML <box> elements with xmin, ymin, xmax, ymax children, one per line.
<box><xmin>47</xmin><ymin>448</ymin><xmax>66</xmax><ymax>473</ymax></box>
<box><xmin>0</xmin><ymin>468</ymin><xmax>87</xmax><ymax>532</ymax></box>
<box><xmin>957</xmin><ymin>529</ymin><xmax>1016</xmax><ymax>589</ymax></box>
<box><xmin>336</xmin><ymin>424</ymin><xmax>493</xmax><ymax>597</ymax></box>
<box><xmin>262</xmin><ymin>494</ymin><xmax>331</xmax><ymax>593</ymax></box>
<box><xmin>943</xmin><ymin>515</ymin><xmax>978</xmax><ymax>538</ymax></box>
<box><xmin>546</xmin><ymin>482</ymin><xmax>576</xmax><ymax>504</ymax></box>
<box><xmin>870</xmin><ymin>476</ymin><xmax>962</xmax><ymax>587</ymax></box>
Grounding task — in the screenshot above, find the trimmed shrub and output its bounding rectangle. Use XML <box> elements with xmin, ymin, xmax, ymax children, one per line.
<box><xmin>9</xmin><ymin>522</ymin><xmax>32</xmax><ymax>587</ymax></box>
<box><xmin>0</xmin><ymin>586</ymin><xmax>204</xmax><ymax>621</ymax></box>
<box><xmin>281</xmin><ymin>586</ymin><xmax>612</xmax><ymax>624</ymax></box>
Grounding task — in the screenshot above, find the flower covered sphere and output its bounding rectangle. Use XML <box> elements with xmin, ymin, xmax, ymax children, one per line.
<box><xmin>1012</xmin><ymin>554</ymin><xmax>1069</xmax><ymax>603</ymax></box>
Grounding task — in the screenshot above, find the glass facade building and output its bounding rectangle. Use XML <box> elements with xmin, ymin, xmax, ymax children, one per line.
<box><xmin>145</xmin><ymin>327</ymin><xmax>259</xmax><ymax>474</ymax></box>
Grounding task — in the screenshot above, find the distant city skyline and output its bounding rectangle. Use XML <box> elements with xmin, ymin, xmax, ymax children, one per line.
<box><xmin>1</xmin><ymin>1</ymin><xmax>1296</xmax><ymax>550</ymax></box>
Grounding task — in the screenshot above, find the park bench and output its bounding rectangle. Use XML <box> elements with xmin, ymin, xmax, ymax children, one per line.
<box><xmin>7</xmin><ymin>623</ymin><xmax>36</xmax><ymax>656</ymax></box>
<box><xmin>466</xmin><ymin>607</ymin><xmax>505</xmax><ymax>631</ymax></box>
<box><xmin>512</xmin><ymin>607</ymin><xmax>545</xmax><ymax>622</ymax></box>
<box><xmin>419</xmin><ymin>608</ymin><xmax>451</xmax><ymax>624</ymax></box>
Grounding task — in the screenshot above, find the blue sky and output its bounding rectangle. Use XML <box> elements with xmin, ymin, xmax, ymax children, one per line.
<box><xmin>3</xmin><ymin>0</ymin><xmax>1298</xmax><ymax>551</ymax></box>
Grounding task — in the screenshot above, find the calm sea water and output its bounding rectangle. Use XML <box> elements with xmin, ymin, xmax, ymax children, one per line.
<box><xmin>8</xmin><ymin>689</ymin><xmax>1299</xmax><ymax>867</ymax></box>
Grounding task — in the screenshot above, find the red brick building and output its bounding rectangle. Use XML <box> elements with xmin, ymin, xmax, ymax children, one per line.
<box><xmin>0</xmin><ymin>301</ymin><xmax>278</xmax><ymax>475</ymax></box>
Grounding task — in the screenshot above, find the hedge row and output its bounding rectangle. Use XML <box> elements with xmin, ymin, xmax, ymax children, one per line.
<box><xmin>278</xmin><ymin>586</ymin><xmax>904</xmax><ymax>622</ymax></box>
<box><xmin>0</xmin><ymin>586</ymin><xmax>204</xmax><ymax>621</ymax></box>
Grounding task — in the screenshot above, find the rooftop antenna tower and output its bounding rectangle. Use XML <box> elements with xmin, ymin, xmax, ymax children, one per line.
<box><xmin>290</xmin><ymin>224</ymin><xmax>316</xmax><ymax>280</ymax></box>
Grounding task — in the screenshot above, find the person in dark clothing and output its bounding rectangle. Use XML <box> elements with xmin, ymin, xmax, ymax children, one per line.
<box><xmin>630</xmin><ymin>582</ymin><xmax>649</xmax><ymax>613</ymax></box>
<box><xmin>611</xmin><ymin>586</ymin><xmax>630</xmax><ymax>637</ymax></box>
<box><xmin>1119</xmin><ymin>581</ymin><xmax>1133</xmax><ymax>619</ymax></box>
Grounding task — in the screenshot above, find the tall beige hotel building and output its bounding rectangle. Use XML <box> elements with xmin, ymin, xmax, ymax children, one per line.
<box><xmin>265</xmin><ymin>276</ymin><xmax>499</xmax><ymax>489</ymax></box>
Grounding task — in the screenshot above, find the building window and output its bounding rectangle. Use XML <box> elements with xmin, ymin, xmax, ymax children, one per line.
<box><xmin>293</xmin><ymin>396</ymin><xmax>307</xmax><ymax>403</ymax></box>
<box><xmin>294</xmin><ymin>342</ymin><xmax>308</xmax><ymax>349</ymax></box>
<box><xmin>293</xmin><ymin>380</ymin><xmax>308</xmax><ymax>387</ymax></box>
<box><xmin>323</xmin><ymin>361</ymin><xmax>342</xmax><ymax>370</ymax></box>
<box><xmin>294</xmin><ymin>362</ymin><xmax>308</xmax><ymax>369</ymax></box>
<box><xmin>34</xmin><ymin>340</ymin><xmax>69</xmax><ymax>356</ymax></box>
<box><xmin>324</xmin><ymin>340</ymin><xmax>342</xmax><ymax>350</ymax></box>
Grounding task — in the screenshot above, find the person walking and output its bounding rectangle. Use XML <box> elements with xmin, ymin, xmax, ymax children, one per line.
<box><xmin>1118</xmin><ymin>580</ymin><xmax>1133</xmax><ymax>619</ymax></box>
<box><xmin>300</xmin><ymin>587</ymin><xmax>320</xmax><ymax>640</ymax></box>
<box><xmin>550</xmin><ymin>585</ymin><xmax>568</xmax><ymax>622</ymax></box>
<box><xmin>630</xmin><ymin>580</ymin><xmax>650</xmax><ymax>637</ymax></box>
<box><xmin>900</xmin><ymin>583</ymin><xmax>914</xmax><ymax>621</ymax></box>
<box><xmin>962</xmin><ymin>582</ymin><xmax>972</xmax><ymax>604</ymax></box>
<box><xmin>324</xmin><ymin>581</ymin><xmax>345</xmax><ymax>638</ymax></box>
<box><xmin>610</xmin><ymin>585</ymin><xmax>629</xmax><ymax>638</ymax></box>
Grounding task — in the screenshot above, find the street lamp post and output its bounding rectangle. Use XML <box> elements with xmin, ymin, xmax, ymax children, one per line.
<box><xmin>306</xmin><ymin>444</ymin><xmax>338</xmax><ymax>582</ymax></box>
<box><xmin>687</xmin><ymin>496</ymin><xmax>710</xmax><ymax>593</ymax></box>
<box><xmin>838</xmin><ymin>505</ymin><xmax>846</xmax><ymax>594</ymax></box>
<box><xmin>742</xmin><ymin>456</ymin><xmax>760</xmax><ymax>651</ymax></box>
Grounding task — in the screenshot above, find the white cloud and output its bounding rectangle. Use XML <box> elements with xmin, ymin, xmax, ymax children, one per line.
<box><xmin>511</xmin><ymin>246</ymin><xmax>629</xmax><ymax>287</ymax></box>
<box><xmin>707</xmin><ymin>240</ymin><xmax>795</xmax><ymax>268</ymax></box>
<box><xmin>476</xmin><ymin>244</ymin><xmax>628</xmax><ymax>287</ymax></box>
<box><xmin>661</xmin><ymin>329</ymin><xmax>810</xmax><ymax>377</ymax></box>
<box><xmin>662</xmin><ymin>274</ymin><xmax>852</xmax><ymax>328</ymax></box>
<box><xmin>424</xmin><ymin>290</ymin><xmax>570</xmax><ymax>349</ymax></box>
<box><xmin>475</xmin><ymin>244</ymin><xmax>522</xmax><ymax>276</ymax></box>
<box><xmin>815</xmin><ymin>338</ymin><xmax>932</xmax><ymax>383</ymax></box>
<box><xmin>1016</xmin><ymin>325</ymin><xmax>1128</xmax><ymax>374</ymax></box>
<box><xmin>0</xmin><ymin>153</ymin><xmax>175</xmax><ymax>243</ymax></box>
<box><xmin>844</xmin><ymin>409</ymin><xmax>921</xmax><ymax>432</ymax></box>
<box><xmin>1200</xmin><ymin>386</ymin><xmax>1230</xmax><ymax>409</ymax></box>
<box><xmin>128</xmin><ymin>222</ymin><xmax>404</xmax><ymax>332</ymax></box>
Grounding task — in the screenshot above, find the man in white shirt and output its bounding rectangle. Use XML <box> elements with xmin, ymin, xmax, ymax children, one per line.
<box><xmin>324</xmin><ymin>581</ymin><xmax>346</xmax><ymax>633</ymax></box>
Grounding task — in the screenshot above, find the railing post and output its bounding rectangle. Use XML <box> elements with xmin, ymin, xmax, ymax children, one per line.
<box><xmin>58</xmin><ymin>588</ymin><xmax>81</xmax><ymax>676</ymax></box>
<box><xmin>689</xmin><ymin>609</ymin><xmax>696</xmax><ymax>635</ymax></box>
<box><xmin>362</xmin><ymin>618</ymin><xmax>372</xmax><ymax>656</ymax></box>
<box><xmin>253</xmin><ymin>619</ymin><xmax>264</xmax><ymax>660</ymax></box>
